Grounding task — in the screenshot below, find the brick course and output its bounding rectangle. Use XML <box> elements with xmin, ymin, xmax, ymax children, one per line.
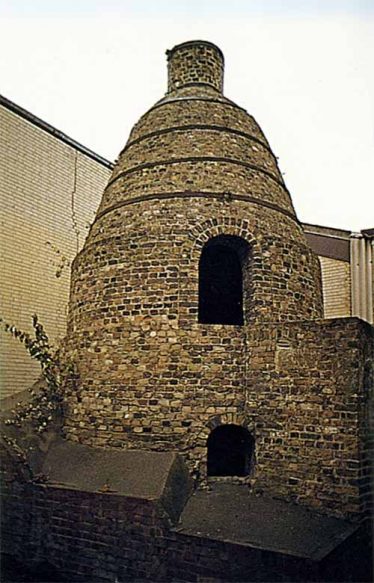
<box><xmin>319</xmin><ymin>256</ymin><xmax>351</xmax><ymax>318</ymax></box>
<box><xmin>0</xmin><ymin>102</ymin><xmax>111</xmax><ymax>398</ymax></box>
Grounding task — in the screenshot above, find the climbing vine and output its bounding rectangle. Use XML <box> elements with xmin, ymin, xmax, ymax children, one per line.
<box><xmin>1</xmin><ymin>314</ymin><xmax>76</xmax><ymax>432</ymax></box>
<box><xmin>45</xmin><ymin>241</ymin><xmax>71</xmax><ymax>278</ymax></box>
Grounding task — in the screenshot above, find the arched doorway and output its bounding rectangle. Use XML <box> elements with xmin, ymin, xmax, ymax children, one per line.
<box><xmin>207</xmin><ymin>424</ymin><xmax>254</xmax><ymax>477</ymax></box>
<box><xmin>198</xmin><ymin>235</ymin><xmax>249</xmax><ymax>325</ymax></box>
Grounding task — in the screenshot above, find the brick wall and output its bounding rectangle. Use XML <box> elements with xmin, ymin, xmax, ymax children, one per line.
<box><xmin>0</xmin><ymin>103</ymin><xmax>111</xmax><ymax>398</ymax></box>
<box><xmin>64</xmin><ymin>41</ymin><xmax>324</xmax><ymax>459</ymax></box>
<box><xmin>246</xmin><ymin>318</ymin><xmax>373</xmax><ymax>518</ymax></box>
<box><xmin>0</xmin><ymin>476</ymin><xmax>170</xmax><ymax>582</ymax></box>
<box><xmin>0</xmin><ymin>95</ymin><xmax>366</xmax><ymax>403</ymax></box>
<box><xmin>319</xmin><ymin>256</ymin><xmax>351</xmax><ymax>319</ymax></box>
<box><xmin>64</xmin><ymin>202</ymin><xmax>322</xmax><ymax>454</ymax></box>
<box><xmin>166</xmin><ymin>40</ymin><xmax>224</xmax><ymax>93</ymax></box>
<box><xmin>1</xmin><ymin>444</ymin><xmax>371</xmax><ymax>583</ymax></box>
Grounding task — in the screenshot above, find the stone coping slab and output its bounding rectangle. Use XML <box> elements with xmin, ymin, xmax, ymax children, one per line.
<box><xmin>174</xmin><ymin>483</ymin><xmax>359</xmax><ymax>561</ymax></box>
<box><xmin>41</xmin><ymin>437</ymin><xmax>185</xmax><ymax>501</ymax></box>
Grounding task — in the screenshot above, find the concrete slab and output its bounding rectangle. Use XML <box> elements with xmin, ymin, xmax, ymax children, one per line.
<box><xmin>175</xmin><ymin>482</ymin><xmax>359</xmax><ymax>561</ymax></box>
<box><xmin>41</xmin><ymin>437</ymin><xmax>186</xmax><ymax>500</ymax></box>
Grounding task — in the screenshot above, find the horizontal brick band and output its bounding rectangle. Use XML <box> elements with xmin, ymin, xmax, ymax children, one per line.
<box><xmin>107</xmin><ymin>156</ymin><xmax>287</xmax><ymax>191</ymax></box>
<box><xmin>94</xmin><ymin>190</ymin><xmax>298</xmax><ymax>224</ymax></box>
<box><xmin>123</xmin><ymin>125</ymin><xmax>273</xmax><ymax>156</ymax></box>
<box><xmin>169</xmin><ymin>81</ymin><xmax>221</xmax><ymax>91</ymax></box>
<box><xmin>145</xmin><ymin>96</ymin><xmax>248</xmax><ymax>116</ymax></box>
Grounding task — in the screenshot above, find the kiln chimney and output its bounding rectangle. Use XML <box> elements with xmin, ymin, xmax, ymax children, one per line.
<box><xmin>166</xmin><ymin>40</ymin><xmax>224</xmax><ymax>93</ymax></box>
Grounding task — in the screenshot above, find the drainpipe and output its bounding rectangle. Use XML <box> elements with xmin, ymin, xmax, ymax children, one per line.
<box><xmin>362</xmin><ymin>229</ymin><xmax>374</xmax><ymax>325</ymax></box>
<box><xmin>351</xmin><ymin>234</ymin><xmax>361</xmax><ymax>318</ymax></box>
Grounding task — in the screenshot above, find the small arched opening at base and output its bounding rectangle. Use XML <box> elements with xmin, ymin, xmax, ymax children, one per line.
<box><xmin>207</xmin><ymin>424</ymin><xmax>254</xmax><ymax>477</ymax></box>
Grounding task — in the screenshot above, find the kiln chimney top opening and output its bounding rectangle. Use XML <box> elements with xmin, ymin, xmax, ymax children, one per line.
<box><xmin>166</xmin><ymin>40</ymin><xmax>224</xmax><ymax>93</ymax></box>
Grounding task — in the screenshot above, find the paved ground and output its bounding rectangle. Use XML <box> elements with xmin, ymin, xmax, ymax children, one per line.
<box><xmin>175</xmin><ymin>482</ymin><xmax>358</xmax><ymax>560</ymax></box>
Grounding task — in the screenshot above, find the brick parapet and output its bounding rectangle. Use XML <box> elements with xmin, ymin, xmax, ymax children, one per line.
<box><xmin>0</xmin><ymin>480</ymin><xmax>170</xmax><ymax>582</ymax></box>
<box><xmin>245</xmin><ymin>317</ymin><xmax>373</xmax><ymax>517</ymax></box>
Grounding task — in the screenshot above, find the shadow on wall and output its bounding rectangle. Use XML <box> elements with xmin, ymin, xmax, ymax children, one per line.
<box><xmin>0</xmin><ymin>555</ymin><xmax>67</xmax><ymax>583</ymax></box>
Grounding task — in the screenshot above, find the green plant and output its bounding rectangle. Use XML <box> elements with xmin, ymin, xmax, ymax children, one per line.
<box><xmin>1</xmin><ymin>314</ymin><xmax>76</xmax><ymax>432</ymax></box>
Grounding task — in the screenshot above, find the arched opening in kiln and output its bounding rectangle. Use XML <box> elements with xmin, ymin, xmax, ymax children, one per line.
<box><xmin>198</xmin><ymin>235</ymin><xmax>249</xmax><ymax>325</ymax></box>
<box><xmin>207</xmin><ymin>424</ymin><xmax>254</xmax><ymax>477</ymax></box>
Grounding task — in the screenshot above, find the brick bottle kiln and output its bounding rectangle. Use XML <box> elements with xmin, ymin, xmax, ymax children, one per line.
<box><xmin>64</xmin><ymin>41</ymin><xmax>372</xmax><ymax>517</ymax></box>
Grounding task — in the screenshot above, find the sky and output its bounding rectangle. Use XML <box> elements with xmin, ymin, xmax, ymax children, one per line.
<box><xmin>0</xmin><ymin>0</ymin><xmax>373</xmax><ymax>231</ymax></box>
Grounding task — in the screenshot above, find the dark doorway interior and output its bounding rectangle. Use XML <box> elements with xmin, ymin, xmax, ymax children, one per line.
<box><xmin>207</xmin><ymin>424</ymin><xmax>254</xmax><ymax>477</ymax></box>
<box><xmin>199</xmin><ymin>242</ymin><xmax>243</xmax><ymax>325</ymax></box>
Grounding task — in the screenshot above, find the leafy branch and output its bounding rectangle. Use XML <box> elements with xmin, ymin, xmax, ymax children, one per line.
<box><xmin>1</xmin><ymin>314</ymin><xmax>76</xmax><ymax>432</ymax></box>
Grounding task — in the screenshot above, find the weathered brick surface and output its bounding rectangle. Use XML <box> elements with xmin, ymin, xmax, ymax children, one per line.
<box><xmin>0</xmin><ymin>477</ymin><xmax>170</xmax><ymax>582</ymax></box>
<box><xmin>164</xmin><ymin>531</ymin><xmax>310</xmax><ymax>582</ymax></box>
<box><xmin>61</xmin><ymin>41</ymin><xmax>374</xmax><ymax>519</ymax></box>
<box><xmin>101</xmin><ymin>93</ymin><xmax>293</xmax><ymax>215</ymax></box>
<box><xmin>64</xmin><ymin>203</ymin><xmax>322</xmax><ymax>453</ymax></box>
<box><xmin>1</xmin><ymin>40</ymin><xmax>373</xmax><ymax>583</ymax></box>
<box><xmin>114</xmin><ymin>130</ymin><xmax>280</xmax><ymax>186</ymax></box>
<box><xmin>1</xmin><ymin>462</ymin><xmax>371</xmax><ymax>582</ymax></box>
<box><xmin>128</xmin><ymin>98</ymin><xmax>269</xmax><ymax>146</ymax></box>
<box><xmin>166</xmin><ymin>40</ymin><xmax>224</xmax><ymax>93</ymax></box>
<box><xmin>64</xmin><ymin>44</ymin><xmax>322</xmax><ymax>446</ymax></box>
<box><xmin>245</xmin><ymin>318</ymin><xmax>373</xmax><ymax>517</ymax></box>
